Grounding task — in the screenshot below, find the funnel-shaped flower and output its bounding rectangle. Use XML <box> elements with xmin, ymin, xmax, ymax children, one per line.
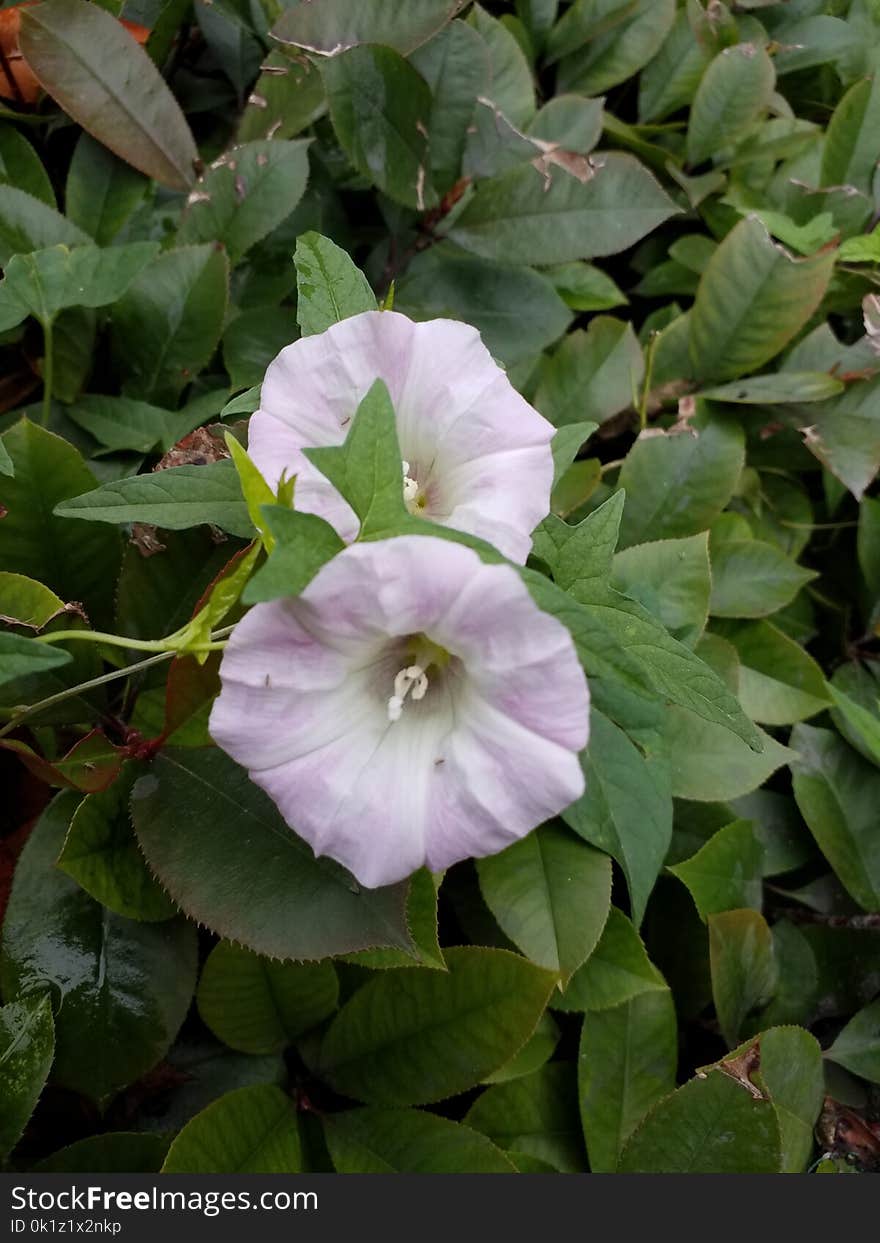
<box><xmin>209</xmin><ymin>536</ymin><xmax>589</xmax><ymax>888</ymax></box>
<box><xmin>247</xmin><ymin>311</ymin><xmax>555</xmax><ymax>564</ymax></box>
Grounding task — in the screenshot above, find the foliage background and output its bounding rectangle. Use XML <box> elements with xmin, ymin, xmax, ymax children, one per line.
<box><xmin>1</xmin><ymin>0</ymin><xmax>880</xmax><ymax>1175</ymax></box>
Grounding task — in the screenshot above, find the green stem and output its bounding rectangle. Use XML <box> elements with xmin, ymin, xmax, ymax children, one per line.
<box><xmin>40</xmin><ymin>317</ymin><xmax>54</xmax><ymax>428</ymax></box>
<box><xmin>638</xmin><ymin>331</ymin><xmax>660</xmax><ymax>432</ymax></box>
<box><xmin>0</xmin><ymin>649</ymin><xmax>175</xmax><ymax>740</ymax></box>
<box><xmin>35</xmin><ymin>624</ymin><xmax>236</xmax><ymax>653</ymax></box>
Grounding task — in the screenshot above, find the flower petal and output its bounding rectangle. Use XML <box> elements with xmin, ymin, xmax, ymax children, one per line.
<box><xmin>248</xmin><ymin>311</ymin><xmax>554</xmax><ymax>562</ymax></box>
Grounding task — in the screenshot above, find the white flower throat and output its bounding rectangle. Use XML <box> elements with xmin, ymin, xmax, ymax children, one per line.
<box><xmin>386</xmin><ymin>635</ymin><xmax>450</xmax><ymax>723</ymax></box>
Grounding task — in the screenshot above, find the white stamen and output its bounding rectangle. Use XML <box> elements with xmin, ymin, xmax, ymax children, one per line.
<box><xmin>387</xmin><ymin>663</ymin><xmax>428</xmax><ymax>722</ymax></box>
<box><xmin>402</xmin><ymin>460</ymin><xmax>421</xmax><ymax>510</ymax></box>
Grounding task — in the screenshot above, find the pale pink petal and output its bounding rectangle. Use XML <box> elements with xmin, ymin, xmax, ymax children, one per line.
<box><xmin>247</xmin><ymin>311</ymin><xmax>555</xmax><ymax>562</ymax></box>
<box><xmin>210</xmin><ymin>535</ymin><xmax>590</xmax><ymax>888</ymax></box>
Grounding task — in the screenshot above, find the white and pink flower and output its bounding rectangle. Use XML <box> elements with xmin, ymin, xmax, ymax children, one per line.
<box><xmin>209</xmin><ymin>536</ymin><xmax>589</xmax><ymax>888</ymax></box>
<box><xmin>247</xmin><ymin>310</ymin><xmax>555</xmax><ymax>564</ymax></box>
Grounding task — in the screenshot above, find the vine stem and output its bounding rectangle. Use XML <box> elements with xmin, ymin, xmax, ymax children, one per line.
<box><xmin>40</xmin><ymin>318</ymin><xmax>54</xmax><ymax>428</ymax></box>
<box><xmin>35</xmin><ymin>623</ymin><xmax>236</xmax><ymax>653</ymax></box>
<box><xmin>0</xmin><ymin>650</ymin><xmax>174</xmax><ymax>740</ymax></box>
<box><xmin>0</xmin><ymin>625</ymin><xmax>237</xmax><ymax>741</ymax></box>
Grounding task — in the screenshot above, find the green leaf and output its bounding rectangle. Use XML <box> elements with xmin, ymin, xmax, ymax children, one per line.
<box><xmin>325</xmin><ymin>1108</ymin><xmax>516</xmax><ymax>1173</ymax></box>
<box><xmin>466</xmin><ymin>1062</ymin><xmax>586</xmax><ymax>1172</ymax></box>
<box><xmin>563</xmin><ymin>710</ymin><xmax>671</xmax><ymax>926</ymax></box>
<box><xmin>293</xmin><ymin>230</ymin><xmax>378</xmax><ymax>336</ymax></box>
<box><xmin>790</xmin><ymin>724</ymin><xmax>880</xmax><ymax>913</ymax></box>
<box><xmin>709</xmin><ymin>539</ymin><xmax>816</xmax><ymax>619</ymax></box>
<box><xmin>0</xmin><ymin>123</ymin><xmax>54</xmax><ymax>206</ymax></box>
<box><xmin>556</xmin><ymin>906</ymin><xmax>665</xmax><ymax>1013</ymax></box>
<box><xmin>0</xmin><ymin>242</ymin><xmax>158</xmax><ymax>331</ymax></box>
<box><xmin>696</xmin><ymin>372</ymin><xmax>845</xmax><ymax>404</ymax></box>
<box><xmin>544</xmin><ymin>261</ymin><xmax>627</xmax><ymax>312</ymax></box>
<box><xmin>686</xmin><ymin>43</ymin><xmax>775</xmax><ymax>167</ymax></box>
<box><xmin>689</xmin><ymin>217</ymin><xmax>835</xmax><ymax>382</ymax></box>
<box><xmin>826</xmin><ymin>999</ymin><xmax>880</xmax><ymax>1085</ymax></box>
<box><xmin>753</xmin><ymin>1026</ymin><xmax>825</xmax><ymax>1173</ymax></box>
<box><xmin>162</xmin><ymin>1084</ymin><xmax>301</xmax><ymax>1173</ymax></box>
<box><xmin>242</xmin><ymin>505</ymin><xmax>345</xmax><ymax>604</ymax></box>
<box><xmin>0</xmin><ymin>419</ymin><xmax>121</xmax><ymax>629</ymax></box>
<box><xmin>709</xmin><ymin>908</ymin><xmax>777</xmax><ymax>1047</ymax></box>
<box><xmin>131</xmin><ymin>747</ymin><xmax>414</xmax><ymax>960</ymax></box>
<box><xmin>476</xmin><ymin>822</ymin><xmax>612</xmax><ymax>986</ymax></box>
<box><xmin>795</xmin><ymin>375</ymin><xmax>880</xmax><ymax>501</ymax></box>
<box><xmin>178</xmin><ymin>140</ymin><xmax>310</xmax><ymax>263</ymax></box>
<box><xmin>19</xmin><ymin>0</ymin><xmax>198</xmax><ymax>191</ymax></box>
<box><xmin>618</xmin><ymin>1068</ymin><xmax>781</xmax><ymax>1173</ymax></box>
<box><xmin>828</xmin><ymin>676</ymin><xmax>880</xmax><ymax>768</ymax></box>
<box><xmin>535</xmin><ymin>316</ymin><xmax>643</xmax><ymax>427</ymax></box>
<box><xmin>545</xmin><ymin>0</ymin><xmax>639</xmax><ymax>66</ymax></box>
<box><xmin>237</xmin><ymin>51</ymin><xmax>326</xmax><ymax>144</ymax></box>
<box><xmin>0</xmin><ymin>185</ymin><xmax>90</xmax><ymax>266</ymax></box>
<box><xmin>447</xmin><ymin>154</ymin><xmax>679</xmax><ymax>265</ymax></box>
<box><xmin>65</xmin><ymin>133</ymin><xmax>147</xmax><ymax>246</ymax></box>
<box><xmin>669</xmin><ymin>819</ymin><xmax>764</xmax><ymax>920</ymax></box>
<box><xmin>304</xmin><ymin>379</ymin><xmax>407</xmax><ymax>538</ymax></box>
<box><xmin>579</xmin><ymin>988</ymin><xmax>678</xmax><ymax>1172</ymax></box>
<box><xmin>0</xmin><ymin>632</ymin><xmax>71</xmax><ymax>687</ymax></box>
<box><xmin>111</xmin><ymin>243</ymin><xmax>229</xmax><ymax>406</ymax></box>
<box><xmin>273</xmin><ymin>0</ymin><xmax>468</xmax><ymax>56</ymax></box>
<box><xmin>410</xmin><ymin>19</ymin><xmax>489</xmax><ymax>193</ymax></box>
<box><xmin>57</xmin><ymin>764</ymin><xmax>176</xmax><ymax>922</ymax></box>
<box><xmin>36</xmin><ymin>1133</ymin><xmax>169</xmax><ymax>1173</ymax></box>
<box><xmin>396</xmin><ymin>245</ymin><xmax>571</xmax><ymax>367</ymax></box>
<box><xmin>557</xmin><ymin>0</ymin><xmax>676</xmax><ymax>95</ymax></box>
<box><xmin>717</xmin><ymin>620</ymin><xmax>829</xmax><ymax>725</ymax></box>
<box><xmin>65</xmin><ymin>395</ymin><xmax>178</xmax><ymax>456</ymax></box>
<box><xmin>483</xmin><ymin>1010</ymin><xmax>559</xmax><ymax>1083</ymax></box>
<box><xmin>821</xmin><ymin>74</ymin><xmax>880</xmax><ymax>195</ymax></box>
<box><xmin>197</xmin><ymin>941</ymin><xmax>339</xmax><ymax>1054</ymax></box>
<box><xmin>667</xmin><ymin>711</ymin><xmax>792</xmax><ymax>802</ymax></box>
<box><xmin>341</xmin><ymin>868</ymin><xmax>445</xmax><ymax>971</ymax></box>
<box><xmin>1</xmin><ymin>791</ymin><xmax>197</xmax><ymax>1103</ymax></box>
<box><xmin>612</xmin><ymin>533</ymin><xmax>711</xmax><ymax>648</ymax></box>
<box><xmin>638</xmin><ymin>10</ymin><xmax>711</xmax><ymax>124</ymax></box>
<box><xmin>322</xmin><ymin>44</ymin><xmax>437</xmax><ymax>211</ymax></box>
<box><xmin>617</xmin><ymin>415</ymin><xmax>744</xmax><ymax>547</ymax></box>
<box><xmin>54</xmin><ymin>460</ymin><xmax>254</xmax><ymax>540</ymax></box>
<box><xmin>469</xmin><ymin>4</ymin><xmax>536</xmax><ymax>128</ymax></box>
<box><xmin>0</xmin><ymin>993</ymin><xmax>54</xmax><ymax>1161</ymax></box>
<box><xmin>316</xmin><ymin>947</ymin><xmax>555</xmax><ymax>1105</ymax></box>
<box><xmin>859</xmin><ymin>496</ymin><xmax>880</xmax><ymax>601</ymax></box>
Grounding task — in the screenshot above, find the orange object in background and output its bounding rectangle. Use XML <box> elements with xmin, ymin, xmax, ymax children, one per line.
<box><xmin>0</xmin><ymin>2</ymin><xmax>149</xmax><ymax>104</ymax></box>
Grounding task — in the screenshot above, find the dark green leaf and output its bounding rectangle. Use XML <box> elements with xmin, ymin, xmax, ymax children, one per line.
<box><xmin>669</xmin><ymin>819</ymin><xmax>764</xmax><ymax>920</ymax></box>
<box><xmin>466</xmin><ymin>1062</ymin><xmax>586</xmax><ymax>1172</ymax></box>
<box><xmin>447</xmin><ymin>154</ymin><xmax>679</xmax><ymax>265</ymax></box>
<box><xmin>477</xmin><ymin>822</ymin><xmax>612</xmax><ymax>985</ymax></box>
<box><xmin>162</xmin><ymin>1084</ymin><xmax>301</xmax><ymax>1173</ymax></box>
<box><xmin>197</xmin><ymin>941</ymin><xmax>339</xmax><ymax>1054</ymax></box>
<box><xmin>618</xmin><ymin>1068</ymin><xmax>781</xmax><ymax>1173</ymax></box>
<box><xmin>709</xmin><ymin>908</ymin><xmax>777</xmax><ymax>1047</ymax></box>
<box><xmin>54</xmin><ymin>460</ymin><xmax>254</xmax><ymax>539</ymax></box>
<box><xmin>325</xmin><ymin>1108</ymin><xmax>516</xmax><ymax>1173</ymax></box>
<box><xmin>274</xmin><ymin>0</ymin><xmax>468</xmax><ymax>56</ymax></box>
<box><xmin>178</xmin><ymin>140</ymin><xmax>310</xmax><ymax>262</ymax></box>
<box><xmin>322</xmin><ymin>45</ymin><xmax>437</xmax><ymax>210</ymax></box>
<box><xmin>65</xmin><ymin>133</ymin><xmax>147</xmax><ymax>245</ymax></box>
<box><xmin>131</xmin><ymin>747</ymin><xmax>414</xmax><ymax>960</ymax></box>
<box><xmin>19</xmin><ymin>0</ymin><xmax>198</xmax><ymax>190</ymax></box>
<box><xmin>293</xmin><ymin>230</ymin><xmax>377</xmax><ymax>336</ymax></box>
<box><xmin>579</xmin><ymin>988</ymin><xmax>677</xmax><ymax>1172</ymax></box>
<box><xmin>0</xmin><ymin>993</ymin><xmax>54</xmax><ymax>1160</ymax></box>
<box><xmin>57</xmin><ymin>764</ymin><xmax>176</xmax><ymax>921</ymax></box>
<box><xmin>317</xmin><ymin>947</ymin><xmax>555</xmax><ymax>1105</ymax></box>
<box><xmin>556</xmin><ymin>906</ymin><xmax>665</xmax><ymax>1013</ymax></box>
<box><xmin>1</xmin><ymin>792</ymin><xmax>197</xmax><ymax>1103</ymax></box>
